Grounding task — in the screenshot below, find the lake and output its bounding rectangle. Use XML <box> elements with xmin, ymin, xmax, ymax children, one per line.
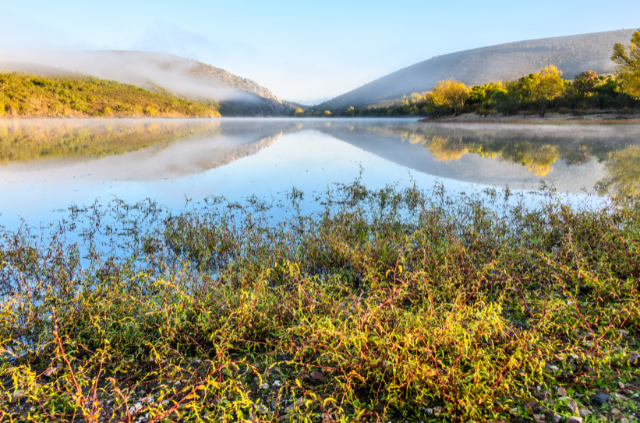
<box><xmin>1</xmin><ymin>118</ymin><xmax>639</xmax><ymax>230</ymax></box>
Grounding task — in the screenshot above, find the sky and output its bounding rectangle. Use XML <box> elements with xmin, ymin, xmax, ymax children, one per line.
<box><xmin>2</xmin><ymin>0</ymin><xmax>640</xmax><ymax>104</ymax></box>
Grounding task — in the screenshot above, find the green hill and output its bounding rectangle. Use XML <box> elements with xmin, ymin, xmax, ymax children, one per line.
<box><xmin>315</xmin><ymin>29</ymin><xmax>637</xmax><ymax>111</ymax></box>
<box><xmin>0</xmin><ymin>51</ymin><xmax>297</xmax><ymax>116</ymax></box>
<box><xmin>0</xmin><ymin>72</ymin><xmax>220</xmax><ymax>118</ymax></box>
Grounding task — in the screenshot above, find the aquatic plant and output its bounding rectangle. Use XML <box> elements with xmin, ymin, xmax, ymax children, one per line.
<box><xmin>0</xmin><ymin>180</ymin><xmax>638</xmax><ymax>422</ymax></box>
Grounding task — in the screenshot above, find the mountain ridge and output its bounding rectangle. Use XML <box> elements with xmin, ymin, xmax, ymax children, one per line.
<box><xmin>314</xmin><ymin>29</ymin><xmax>637</xmax><ymax>111</ymax></box>
<box><xmin>0</xmin><ymin>50</ymin><xmax>297</xmax><ymax>116</ymax></box>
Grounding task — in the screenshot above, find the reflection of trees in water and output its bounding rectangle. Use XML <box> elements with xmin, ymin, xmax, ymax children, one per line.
<box><xmin>0</xmin><ymin>120</ymin><xmax>222</xmax><ymax>163</ymax></box>
<box><xmin>363</xmin><ymin>124</ymin><xmax>640</xmax><ymax>197</ymax></box>
<box><xmin>470</xmin><ymin>141</ymin><xmax>560</xmax><ymax>176</ymax></box>
<box><xmin>597</xmin><ymin>146</ymin><xmax>640</xmax><ymax>198</ymax></box>
<box><xmin>420</xmin><ymin>136</ymin><xmax>469</xmax><ymax>162</ymax></box>
<box><xmin>407</xmin><ymin>130</ymin><xmax>561</xmax><ymax>176</ymax></box>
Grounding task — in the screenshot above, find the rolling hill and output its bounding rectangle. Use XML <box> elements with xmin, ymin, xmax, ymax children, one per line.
<box><xmin>315</xmin><ymin>29</ymin><xmax>637</xmax><ymax>111</ymax></box>
<box><xmin>0</xmin><ymin>72</ymin><xmax>220</xmax><ymax>118</ymax></box>
<box><xmin>0</xmin><ymin>51</ymin><xmax>297</xmax><ymax>116</ymax></box>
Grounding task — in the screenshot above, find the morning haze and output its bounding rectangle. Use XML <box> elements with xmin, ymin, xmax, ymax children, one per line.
<box><xmin>2</xmin><ymin>2</ymin><xmax>640</xmax><ymax>422</ymax></box>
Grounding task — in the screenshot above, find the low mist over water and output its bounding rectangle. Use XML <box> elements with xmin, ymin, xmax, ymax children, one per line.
<box><xmin>1</xmin><ymin>118</ymin><xmax>638</xmax><ymax>228</ymax></box>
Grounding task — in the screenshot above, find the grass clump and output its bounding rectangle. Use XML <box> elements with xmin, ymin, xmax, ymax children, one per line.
<box><xmin>0</xmin><ymin>181</ymin><xmax>639</xmax><ymax>422</ymax></box>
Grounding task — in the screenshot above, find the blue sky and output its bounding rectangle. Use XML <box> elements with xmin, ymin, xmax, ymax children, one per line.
<box><xmin>3</xmin><ymin>0</ymin><xmax>639</xmax><ymax>104</ymax></box>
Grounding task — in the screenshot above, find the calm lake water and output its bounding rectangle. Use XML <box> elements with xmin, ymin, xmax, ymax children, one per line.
<box><xmin>1</xmin><ymin>118</ymin><xmax>639</xmax><ymax>229</ymax></box>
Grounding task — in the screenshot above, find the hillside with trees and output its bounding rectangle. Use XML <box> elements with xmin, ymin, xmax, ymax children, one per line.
<box><xmin>305</xmin><ymin>70</ymin><xmax>638</xmax><ymax>118</ymax></box>
<box><xmin>0</xmin><ymin>51</ymin><xmax>298</xmax><ymax>117</ymax></box>
<box><xmin>0</xmin><ymin>72</ymin><xmax>220</xmax><ymax>118</ymax></box>
<box><xmin>315</xmin><ymin>29</ymin><xmax>637</xmax><ymax>111</ymax></box>
<box><xmin>309</xmin><ymin>31</ymin><xmax>640</xmax><ymax>119</ymax></box>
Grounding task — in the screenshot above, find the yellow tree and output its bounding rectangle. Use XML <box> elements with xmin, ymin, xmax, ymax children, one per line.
<box><xmin>611</xmin><ymin>30</ymin><xmax>640</xmax><ymax>99</ymax></box>
<box><xmin>529</xmin><ymin>65</ymin><xmax>565</xmax><ymax>117</ymax></box>
<box><xmin>431</xmin><ymin>79</ymin><xmax>470</xmax><ymax>115</ymax></box>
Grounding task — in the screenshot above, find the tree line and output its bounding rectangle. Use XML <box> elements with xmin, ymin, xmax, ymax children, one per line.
<box><xmin>305</xmin><ymin>30</ymin><xmax>640</xmax><ymax>118</ymax></box>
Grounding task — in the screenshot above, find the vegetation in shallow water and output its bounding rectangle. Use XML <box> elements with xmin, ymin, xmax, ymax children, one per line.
<box><xmin>0</xmin><ymin>181</ymin><xmax>639</xmax><ymax>422</ymax></box>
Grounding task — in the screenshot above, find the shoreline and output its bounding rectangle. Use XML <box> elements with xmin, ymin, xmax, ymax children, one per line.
<box><xmin>419</xmin><ymin>111</ymin><xmax>640</xmax><ymax>125</ymax></box>
<box><xmin>0</xmin><ymin>115</ymin><xmax>220</xmax><ymax>120</ymax></box>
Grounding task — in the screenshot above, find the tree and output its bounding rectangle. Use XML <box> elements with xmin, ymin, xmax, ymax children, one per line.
<box><xmin>490</xmin><ymin>80</ymin><xmax>521</xmax><ymax>115</ymax></box>
<box><xmin>468</xmin><ymin>82</ymin><xmax>507</xmax><ymax>106</ymax></box>
<box><xmin>528</xmin><ymin>65</ymin><xmax>565</xmax><ymax>117</ymax></box>
<box><xmin>573</xmin><ymin>71</ymin><xmax>598</xmax><ymax>95</ymax></box>
<box><xmin>431</xmin><ymin>79</ymin><xmax>470</xmax><ymax>115</ymax></box>
<box><xmin>611</xmin><ymin>30</ymin><xmax>640</xmax><ymax>99</ymax></box>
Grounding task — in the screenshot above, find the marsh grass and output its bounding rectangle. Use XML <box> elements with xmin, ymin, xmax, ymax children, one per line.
<box><xmin>0</xmin><ymin>180</ymin><xmax>638</xmax><ymax>422</ymax></box>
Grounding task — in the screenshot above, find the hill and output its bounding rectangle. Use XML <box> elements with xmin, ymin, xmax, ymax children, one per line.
<box><xmin>315</xmin><ymin>29</ymin><xmax>637</xmax><ymax>111</ymax></box>
<box><xmin>0</xmin><ymin>51</ymin><xmax>296</xmax><ymax>116</ymax></box>
<box><xmin>0</xmin><ymin>72</ymin><xmax>220</xmax><ymax>118</ymax></box>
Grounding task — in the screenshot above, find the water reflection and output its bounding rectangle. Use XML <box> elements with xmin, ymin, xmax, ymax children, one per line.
<box><xmin>0</xmin><ymin>120</ymin><xmax>222</xmax><ymax>162</ymax></box>
<box><xmin>1</xmin><ymin>119</ymin><xmax>639</xmax><ymax>228</ymax></box>
<box><xmin>313</xmin><ymin>122</ymin><xmax>640</xmax><ymax>197</ymax></box>
<box><xmin>0</xmin><ymin>119</ymin><xmax>298</xmax><ymax>180</ymax></box>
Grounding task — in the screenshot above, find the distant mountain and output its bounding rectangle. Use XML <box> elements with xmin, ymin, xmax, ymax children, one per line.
<box><xmin>0</xmin><ymin>51</ymin><xmax>296</xmax><ymax>116</ymax></box>
<box><xmin>315</xmin><ymin>29</ymin><xmax>637</xmax><ymax>111</ymax></box>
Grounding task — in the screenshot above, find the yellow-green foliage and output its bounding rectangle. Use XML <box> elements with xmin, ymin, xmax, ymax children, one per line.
<box><xmin>0</xmin><ymin>72</ymin><xmax>220</xmax><ymax>118</ymax></box>
<box><xmin>430</xmin><ymin>80</ymin><xmax>470</xmax><ymax>115</ymax></box>
<box><xmin>469</xmin><ymin>81</ymin><xmax>507</xmax><ymax>105</ymax></box>
<box><xmin>1</xmin><ymin>182</ymin><xmax>638</xmax><ymax>422</ymax></box>
<box><xmin>612</xmin><ymin>30</ymin><xmax>640</xmax><ymax>99</ymax></box>
<box><xmin>0</xmin><ymin>120</ymin><xmax>221</xmax><ymax>162</ymax></box>
<box><xmin>525</xmin><ymin>65</ymin><xmax>566</xmax><ymax>116</ymax></box>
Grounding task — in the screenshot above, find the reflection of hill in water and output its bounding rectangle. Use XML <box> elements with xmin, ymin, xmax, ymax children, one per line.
<box><xmin>0</xmin><ymin>119</ymin><xmax>301</xmax><ymax>181</ymax></box>
<box><xmin>0</xmin><ymin>119</ymin><xmax>223</xmax><ymax>163</ymax></box>
<box><xmin>120</xmin><ymin>130</ymin><xmax>282</xmax><ymax>180</ymax></box>
<box><xmin>2</xmin><ymin>119</ymin><xmax>639</xmax><ymax>196</ymax></box>
<box><xmin>312</xmin><ymin>122</ymin><xmax>640</xmax><ymax>196</ymax></box>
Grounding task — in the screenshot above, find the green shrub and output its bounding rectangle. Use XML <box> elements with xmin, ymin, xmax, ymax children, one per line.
<box><xmin>1</xmin><ymin>182</ymin><xmax>638</xmax><ymax>422</ymax></box>
<box><xmin>144</xmin><ymin>105</ymin><xmax>158</xmax><ymax>116</ymax></box>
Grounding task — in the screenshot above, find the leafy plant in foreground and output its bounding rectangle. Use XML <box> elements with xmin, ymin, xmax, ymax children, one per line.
<box><xmin>0</xmin><ymin>181</ymin><xmax>638</xmax><ymax>422</ymax></box>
